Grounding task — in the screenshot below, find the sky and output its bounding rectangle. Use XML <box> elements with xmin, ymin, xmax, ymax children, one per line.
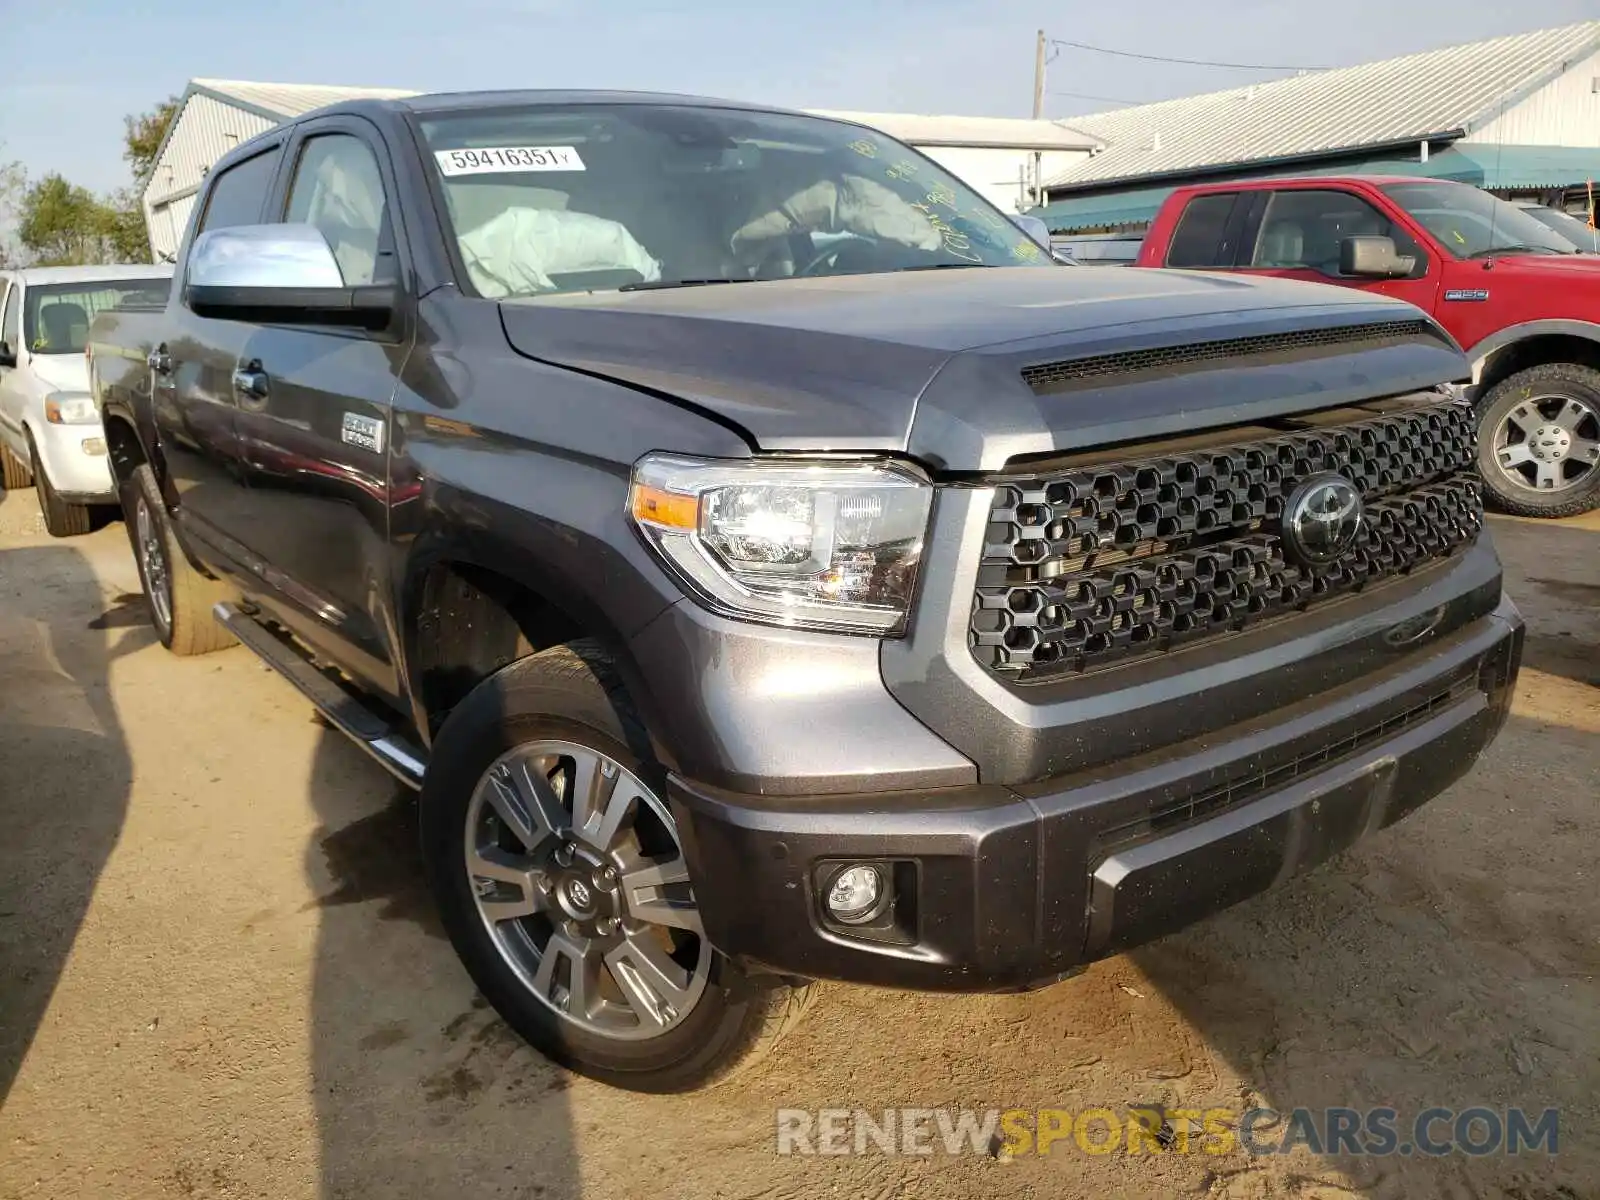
<box><xmin>2</xmin><ymin>0</ymin><xmax>1597</xmax><ymax>198</ymax></box>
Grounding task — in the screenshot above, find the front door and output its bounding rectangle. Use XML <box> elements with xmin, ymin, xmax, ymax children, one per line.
<box><xmin>1231</xmin><ymin>187</ymin><xmax>1440</xmax><ymax>314</ymax></box>
<box><xmin>229</xmin><ymin>117</ymin><xmax>413</xmax><ymax>702</ymax></box>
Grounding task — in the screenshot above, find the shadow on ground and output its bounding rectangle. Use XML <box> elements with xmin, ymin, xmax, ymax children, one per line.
<box><xmin>302</xmin><ymin>729</ymin><xmax>581</xmax><ymax>1200</ymax></box>
<box><xmin>0</xmin><ymin>541</ymin><xmax>150</xmax><ymax>1101</ymax></box>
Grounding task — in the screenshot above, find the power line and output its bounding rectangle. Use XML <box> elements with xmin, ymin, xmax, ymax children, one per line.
<box><xmin>1048</xmin><ymin>89</ymin><xmax>1142</xmax><ymax>107</ymax></box>
<box><xmin>1048</xmin><ymin>37</ymin><xmax>1331</xmax><ymax>72</ymax></box>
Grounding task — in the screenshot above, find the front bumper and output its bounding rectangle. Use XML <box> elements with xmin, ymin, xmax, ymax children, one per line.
<box><xmin>669</xmin><ymin>596</ymin><xmax>1523</xmax><ymax>991</ymax></box>
<box><xmin>31</xmin><ymin>419</ymin><xmax>115</xmax><ymax>502</ymax></box>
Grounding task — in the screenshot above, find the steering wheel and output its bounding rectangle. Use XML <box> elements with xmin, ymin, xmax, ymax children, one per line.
<box><xmin>796</xmin><ymin>233</ymin><xmax>874</xmax><ymax>277</ymax></box>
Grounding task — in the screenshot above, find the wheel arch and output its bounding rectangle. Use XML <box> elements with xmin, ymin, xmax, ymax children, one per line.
<box><xmin>401</xmin><ymin>549</ymin><xmax>674</xmax><ymax>767</ymax></box>
<box><xmin>1468</xmin><ymin>321</ymin><xmax>1600</xmax><ymax>395</ymax></box>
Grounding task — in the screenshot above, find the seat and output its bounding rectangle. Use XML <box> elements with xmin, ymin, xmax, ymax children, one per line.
<box><xmin>37</xmin><ymin>302</ymin><xmax>88</xmax><ymax>352</ymax></box>
<box><xmin>1254</xmin><ymin>221</ymin><xmax>1305</xmax><ymax>268</ymax></box>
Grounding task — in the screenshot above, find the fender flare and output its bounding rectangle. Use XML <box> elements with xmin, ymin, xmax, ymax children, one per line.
<box><xmin>1466</xmin><ymin>319</ymin><xmax>1600</xmax><ymax>384</ymax></box>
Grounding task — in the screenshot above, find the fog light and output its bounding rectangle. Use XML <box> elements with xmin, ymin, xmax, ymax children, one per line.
<box><xmin>825</xmin><ymin>864</ymin><xmax>885</xmax><ymax>924</ymax></box>
<box><xmin>81</xmin><ymin>438</ymin><xmax>107</xmax><ymax>456</ymax></box>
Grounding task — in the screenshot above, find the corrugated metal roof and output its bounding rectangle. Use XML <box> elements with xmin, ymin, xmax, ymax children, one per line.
<box><xmin>1046</xmin><ymin>21</ymin><xmax>1600</xmax><ymax>192</ymax></box>
<box><xmin>809</xmin><ymin>109</ymin><xmax>1096</xmax><ymax>150</ymax></box>
<box><xmin>191</xmin><ymin>78</ymin><xmax>416</xmax><ymax>120</ymax></box>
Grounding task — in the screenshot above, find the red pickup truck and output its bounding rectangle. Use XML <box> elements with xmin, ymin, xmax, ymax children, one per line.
<box><xmin>1136</xmin><ymin>176</ymin><xmax>1600</xmax><ymax>517</ymax></box>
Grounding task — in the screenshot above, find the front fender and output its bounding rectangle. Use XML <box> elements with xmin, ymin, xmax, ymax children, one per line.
<box><xmin>1467</xmin><ymin>318</ymin><xmax>1600</xmax><ymax>383</ymax></box>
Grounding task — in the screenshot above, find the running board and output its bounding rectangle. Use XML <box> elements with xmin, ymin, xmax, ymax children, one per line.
<box><xmin>213</xmin><ymin>603</ymin><xmax>427</xmax><ymax>790</ymax></box>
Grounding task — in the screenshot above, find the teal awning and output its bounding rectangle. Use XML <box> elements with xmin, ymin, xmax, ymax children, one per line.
<box><xmin>1034</xmin><ymin>144</ymin><xmax>1600</xmax><ymax>234</ymax></box>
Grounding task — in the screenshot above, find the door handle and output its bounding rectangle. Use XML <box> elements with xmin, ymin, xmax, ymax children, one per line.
<box><xmin>147</xmin><ymin>345</ymin><xmax>172</xmax><ymax>374</ymax></box>
<box><xmin>231</xmin><ymin>362</ymin><xmax>269</xmax><ymax>401</ymax></box>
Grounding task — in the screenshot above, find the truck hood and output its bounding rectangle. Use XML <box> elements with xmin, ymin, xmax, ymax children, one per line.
<box><xmin>27</xmin><ymin>354</ymin><xmax>90</xmax><ymax>395</ymax></box>
<box><xmin>499</xmin><ymin>267</ymin><xmax>1467</xmax><ymax>471</ymax></box>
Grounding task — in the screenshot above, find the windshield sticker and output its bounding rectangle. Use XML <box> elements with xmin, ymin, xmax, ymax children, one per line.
<box><xmin>434</xmin><ymin>146</ymin><xmax>585</xmax><ymax>177</ymax></box>
<box><xmin>1444</xmin><ymin>289</ymin><xmax>1490</xmax><ymax>302</ymax></box>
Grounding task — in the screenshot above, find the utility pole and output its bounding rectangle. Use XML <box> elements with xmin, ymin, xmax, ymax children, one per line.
<box><xmin>1032</xmin><ymin>29</ymin><xmax>1047</xmax><ymax>119</ymax></box>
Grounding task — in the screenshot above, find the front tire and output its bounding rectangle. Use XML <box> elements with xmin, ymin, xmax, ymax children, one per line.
<box><xmin>1476</xmin><ymin>363</ymin><xmax>1600</xmax><ymax>518</ymax></box>
<box><xmin>118</xmin><ymin>463</ymin><xmax>235</xmax><ymax>655</ymax></box>
<box><xmin>28</xmin><ymin>435</ymin><xmax>91</xmax><ymax>537</ymax></box>
<box><xmin>420</xmin><ymin>640</ymin><xmax>816</xmax><ymax>1092</ymax></box>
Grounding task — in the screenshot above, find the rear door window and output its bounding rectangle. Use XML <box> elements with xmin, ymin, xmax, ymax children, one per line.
<box><xmin>1166</xmin><ymin>194</ymin><xmax>1239</xmax><ymax>267</ymax></box>
<box><xmin>198</xmin><ymin>147</ymin><xmax>282</xmax><ymax>234</ymax></box>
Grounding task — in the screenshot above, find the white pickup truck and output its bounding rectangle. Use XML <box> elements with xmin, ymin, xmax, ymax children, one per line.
<box><xmin>0</xmin><ymin>264</ymin><xmax>172</xmax><ymax>535</ymax></box>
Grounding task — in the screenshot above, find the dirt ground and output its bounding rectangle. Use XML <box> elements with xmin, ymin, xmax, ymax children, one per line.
<box><xmin>0</xmin><ymin>485</ymin><xmax>1595</xmax><ymax>1200</ymax></box>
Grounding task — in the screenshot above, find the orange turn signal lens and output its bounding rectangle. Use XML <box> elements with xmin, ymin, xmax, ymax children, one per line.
<box><xmin>630</xmin><ymin>483</ymin><xmax>699</xmax><ymax>531</ymax></box>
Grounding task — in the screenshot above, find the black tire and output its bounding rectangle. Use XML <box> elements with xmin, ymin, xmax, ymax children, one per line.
<box><xmin>420</xmin><ymin>640</ymin><xmax>816</xmax><ymax>1092</ymax></box>
<box><xmin>28</xmin><ymin>435</ymin><xmax>91</xmax><ymax>537</ymax></box>
<box><xmin>1475</xmin><ymin>363</ymin><xmax>1600</xmax><ymax>519</ymax></box>
<box><xmin>119</xmin><ymin>463</ymin><xmax>236</xmax><ymax>655</ymax></box>
<box><xmin>0</xmin><ymin>441</ymin><xmax>31</xmax><ymax>490</ymax></box>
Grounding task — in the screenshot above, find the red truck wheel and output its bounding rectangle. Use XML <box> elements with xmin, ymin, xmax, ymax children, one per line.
<box><xmin>1476</xmin><ymin>363</ymin><xmax>1600</xmax><ymax>519</ymax></box>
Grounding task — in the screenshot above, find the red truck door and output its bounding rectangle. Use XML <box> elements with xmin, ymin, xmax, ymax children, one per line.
<box><xmin>1157</xmin><ymin>186</ymin><xmax>1441</xmax><ymax>317</ymax></box>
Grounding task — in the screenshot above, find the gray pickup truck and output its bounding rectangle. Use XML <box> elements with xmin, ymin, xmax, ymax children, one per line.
<box><xmin>89</xmin><ymin>90</ymin><xmax>1523</xmax><ymax>1092</ymax></box>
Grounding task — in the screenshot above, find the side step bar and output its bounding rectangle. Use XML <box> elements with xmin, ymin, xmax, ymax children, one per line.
<box><xmin>213</xmin><ymin>603</ymin><xmax>427</xmax><ymax>790</ymax></box>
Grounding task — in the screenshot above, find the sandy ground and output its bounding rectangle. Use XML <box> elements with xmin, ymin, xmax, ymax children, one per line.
<box><xmin>0</xmin><ymin>485</ymin><xmax>1595</xmax><ymax>1200</ymax></box>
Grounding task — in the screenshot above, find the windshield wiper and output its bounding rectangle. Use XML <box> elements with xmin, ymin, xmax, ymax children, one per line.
<box><xmin>899</xmin><ymin>262</ymin><xmax>996</xmax><ymax>271</ymax></box>
<box><xmin>1465</xmin><ymin>243</ymin><xmax>1560</xmax><ymax>259</ymax></box>
<box><xmin>618</xmin><ymin>277</ymin><xmax>752</xmax><ymax>292</ymax></box>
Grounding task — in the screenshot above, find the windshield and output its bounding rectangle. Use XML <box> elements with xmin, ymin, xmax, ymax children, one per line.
<box><xmin>1518</xmin><ymin>205</ymin><xmax>1598</xmax><ymax>252</ymax></box>
<box><xmin>418</xmin><ymin>105</ymin><xmax>1052</xmax><ymax>298</ymax></box>
<box><xmin>1382</xmin><ymin>182</ymin><xmax>1578</xmax><ymax>258</ymax></box>
<box><xmin>24</xmin><ymin>278</ymin><xmax>170</xmax><ymax>356</ymax></box>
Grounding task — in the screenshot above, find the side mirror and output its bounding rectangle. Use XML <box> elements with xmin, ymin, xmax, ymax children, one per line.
<box><xmin>1339</xmin><ymin>235</ymin><xmax>1415</xmax><ymax>279</ymax></box>
<box><xmin>1011</xmin><ymin>214</ymin><xmax>1052</xmax><ymax>248</ymax></box>
<box><xmin>185</xmin><ymin>223</ymin><xmax>396</xmax><ymax>332</ymax></box>
<box><xmin>0</xmin><ymin>341</ymin><xmax>14</xmax><ymax>369</ymax></box>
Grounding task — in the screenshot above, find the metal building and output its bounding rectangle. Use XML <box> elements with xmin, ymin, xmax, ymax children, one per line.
<box><xmin>142</xmin><ymin>79</ymin><xmax>414</xmax><ymax>262</ymax></box>
<box><xmin>1037</xmin><ymin>20</ymin><xmax>1600</xmax><ymax>233</ymax></box>
<box><xmin>808</xmin><ymin>111</ymin><xmax>1097</xmax><ymax>212</ymax></box>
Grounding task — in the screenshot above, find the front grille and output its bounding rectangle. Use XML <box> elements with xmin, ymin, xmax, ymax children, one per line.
<box><xmin>970</xmin><ymin>397</ymin><xmax>1480</xmax><ymax>678</ymax></box>
<box><xmin>1020</xmin><ymin>319</ymin><xmax>1435</xmax><ymax>394</ymax></box>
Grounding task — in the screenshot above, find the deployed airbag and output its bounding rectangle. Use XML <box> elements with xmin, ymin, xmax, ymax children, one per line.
<box><xmin>459</xmin><ymin>207</ymin><xmax>662</xmax><ymax>296</ymax></box>
<box><xmin>732</xmin><ymin>176</ymin><xmax>942</xmax><ymax>254</ymax></box>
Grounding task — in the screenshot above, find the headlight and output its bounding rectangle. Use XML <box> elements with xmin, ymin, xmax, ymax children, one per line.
<box><xmin>628</xmin><ymin>454</ymin><xmax>932</xmax><ymax>634</ymax></box>
<box><xmin>44</xmin><ymin>393</ymin><xmax>99</xmax><ymax>426</ymax></box>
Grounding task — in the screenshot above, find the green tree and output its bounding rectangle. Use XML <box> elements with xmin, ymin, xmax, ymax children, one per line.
<box><xmin>124</xmin><ymin>97</ymin><xmax>180</xmax><ymax>182</ymax></box>
<box><xmin>18</xmin><ymin>173</ymin><xmax>114</xmax><ymax>266</ymax></box>
<box><xmin>103</xmin><ymin>96</ymin><xmax>180</xmax><ymax>262</ymax></box>
<box><xmin>0</xmin><ymin>143</ymin><xmax>25</xmax><ymax>267</ymax></box>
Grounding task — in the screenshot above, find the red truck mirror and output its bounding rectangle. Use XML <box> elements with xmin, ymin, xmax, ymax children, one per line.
<box><xmin>1340</xmin><ymin>235</ymin><xmax>1414</xmax><ymax>279</ymax></box>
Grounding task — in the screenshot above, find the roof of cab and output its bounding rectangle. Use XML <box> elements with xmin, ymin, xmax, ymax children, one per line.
<box><xmin>394</xmin><ymin>89</ymin><xmax>799</xmax><ymax>116</ymax></box>
<box><xmin>2</xmin><ymin>264</ymin><xmax>175</xmax><ymax>285</ymax></box>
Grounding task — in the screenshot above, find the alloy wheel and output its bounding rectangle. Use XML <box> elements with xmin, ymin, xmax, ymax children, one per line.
<box><xmin>463</xmin><ymin>739</ymin><xmax>710</xmax><ymax>1042</ymax></box>
<box><xmin>135</xmin><ymin>494</ymin><xmax>173</xmax><ymax>632</ymax></box>
<box><xmin>1491</xmin><ymin>393</ymin><xmax>1600</xmax><ymax>494</ymax></box>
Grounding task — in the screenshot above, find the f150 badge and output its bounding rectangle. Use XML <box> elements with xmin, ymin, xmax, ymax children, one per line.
<box><xmin>341</xmin><ymin>412</ymin><xmax>385</xmax><ymax>453</ymax></box>
<box><xmin>1443</xmin><ymin>288</ymin><xmax>1490</xmax><ymax>302</ymax></box>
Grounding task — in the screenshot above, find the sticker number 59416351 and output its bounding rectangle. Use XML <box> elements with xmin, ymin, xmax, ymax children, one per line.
<box><xmin>434</xmin><ymin>146</ymin><xmax>586</xmax><ymax>176</ymax></box>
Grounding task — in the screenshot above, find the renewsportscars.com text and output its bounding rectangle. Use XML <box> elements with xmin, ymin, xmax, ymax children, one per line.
<box><xmin>774</xmin><ymin>1106</ymin><xmax>1559</xmax><ymax>1158</ymax></box>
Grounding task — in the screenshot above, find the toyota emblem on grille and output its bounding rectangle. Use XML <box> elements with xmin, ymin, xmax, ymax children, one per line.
<box><xmin>1283</xmin><ymin>473</ymin><xmax>1364</xmax><ymax>565</ymax></box>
